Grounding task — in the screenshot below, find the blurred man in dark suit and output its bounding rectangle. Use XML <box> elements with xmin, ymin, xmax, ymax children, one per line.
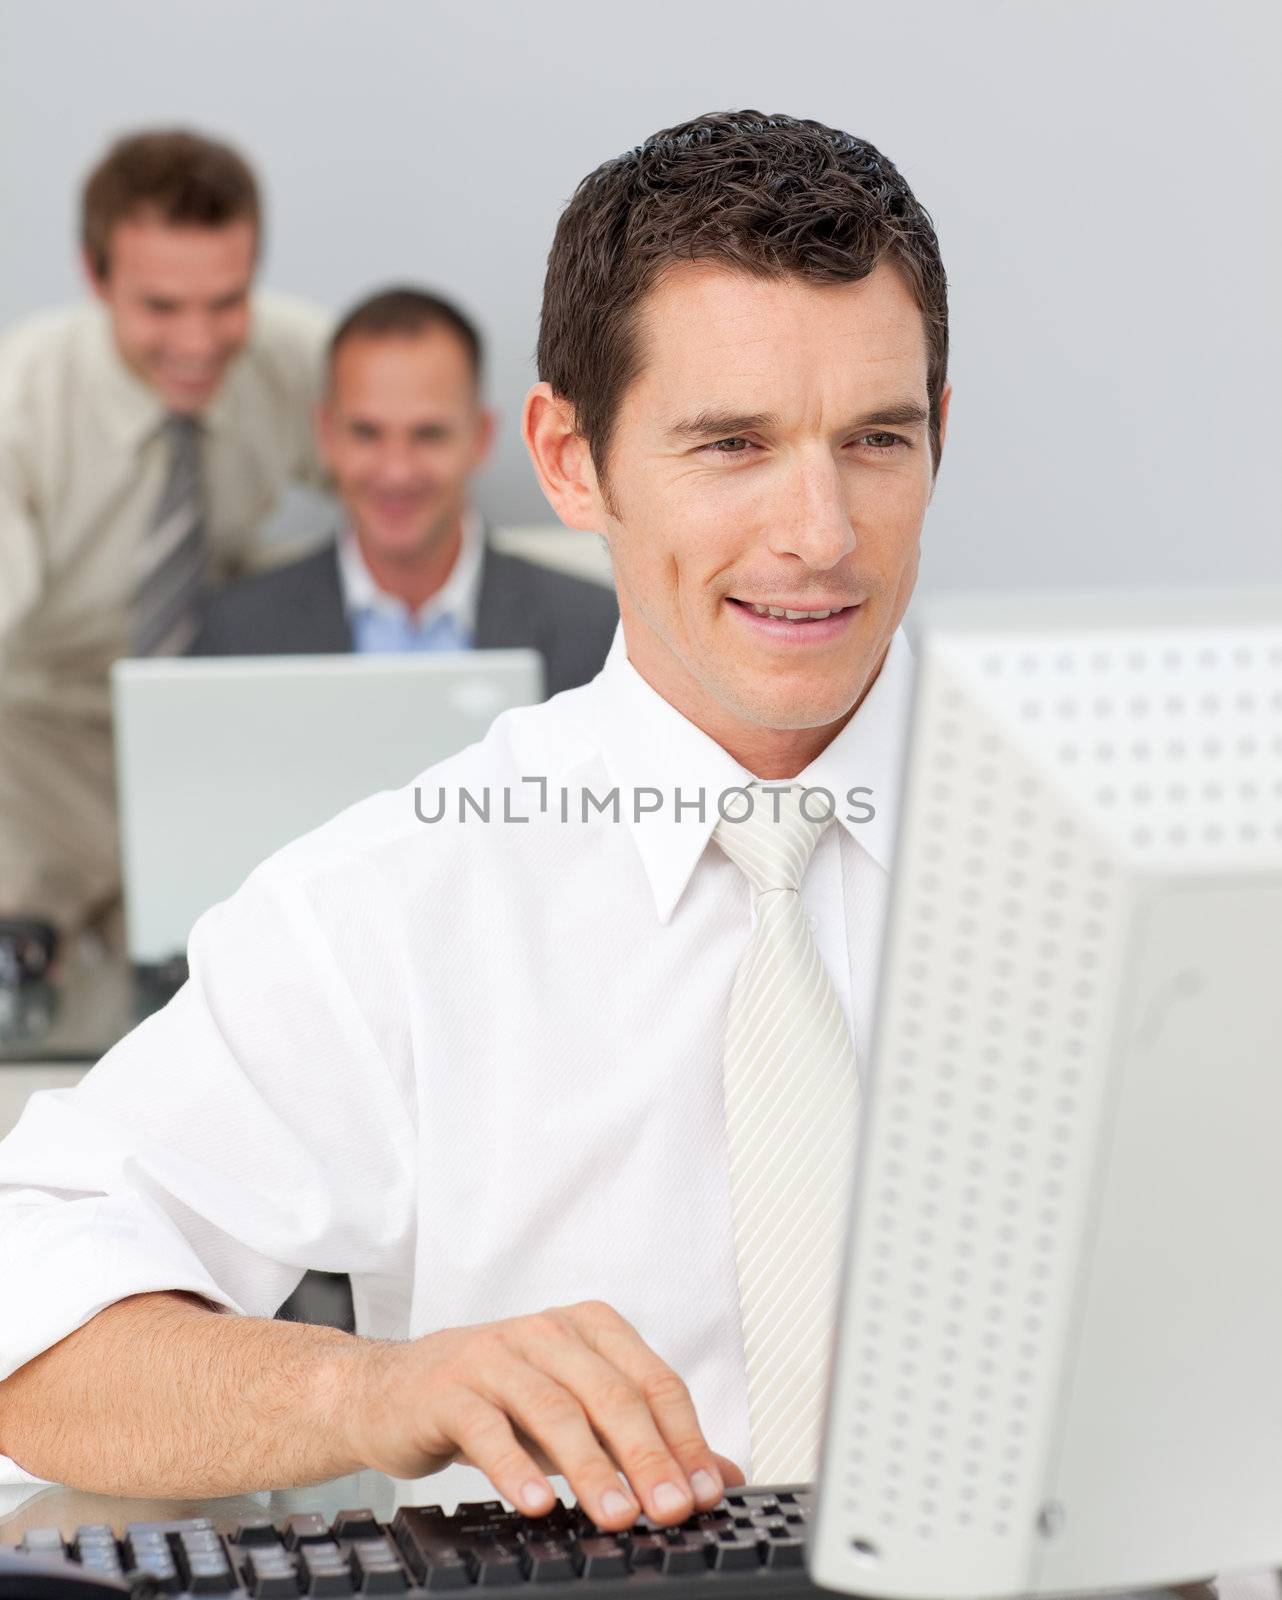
<box><xmin>192</xmin><ymin>288</ymin><xmax>617</xmax><ymax>697</ymax></box>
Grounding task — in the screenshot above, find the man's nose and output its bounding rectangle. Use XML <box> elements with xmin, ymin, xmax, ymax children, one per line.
<box><xmin>170</xmin><ymin>313</ymin><xmax>221</xmax><ymax>362</ymax></box>
<box><xmin>769</xmin><ymin>453</ymin><xmax>856</xmax><ymax>569</ymax></box>
<box><xmin>374</xmin><ymin>446</ymin><xmax>419</xmax><ymax>486</ymax></box>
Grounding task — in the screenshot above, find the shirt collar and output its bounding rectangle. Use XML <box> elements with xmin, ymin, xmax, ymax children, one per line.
<box><xmin>336</xmin><ymin>510</ymin><xmax>486</xmax><ymax>633</ymax></box>
<box><xmin>579</xmin><ymin>624</ymin><xmax>916</xmax><ymax>924</ymax></box>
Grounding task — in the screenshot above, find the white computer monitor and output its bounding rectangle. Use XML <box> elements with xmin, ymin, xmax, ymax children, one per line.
<box><xmin>811</xmin><ymin>588</ymin><xmax>1282</xmax><ymax>1597</ymax></box>
<box><xmin>111</xmin><ymin>650</ymin><xmax>543</xmax><ymax>966</ymax></box>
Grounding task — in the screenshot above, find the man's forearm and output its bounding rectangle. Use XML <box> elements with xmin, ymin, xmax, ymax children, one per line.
<box><xmin>0</xmin><ymin>1290</ymin><xmax>371</xmax><ymax>1497</ymax></box>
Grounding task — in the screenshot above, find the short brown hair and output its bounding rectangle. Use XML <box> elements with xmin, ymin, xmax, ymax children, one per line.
<box><xmin>82</xmin><ymin>129</ymin><xmax>260</xmax><ymax>278</ymax></box>
<box><xmin>328</xmin><ymin>286</ymin><xmax>483</xmax><ymax>383</ymax></box>
<box><xmin>538</xmin><ymin>110</ymin><xmax>949</xmax><ymax>477</ymax></box>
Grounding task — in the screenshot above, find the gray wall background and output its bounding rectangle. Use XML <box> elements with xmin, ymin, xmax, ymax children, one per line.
<box><xmin>1</xmin><ymin>0</ymin><xmax>1277</xmax><ymax>593</ymax></box>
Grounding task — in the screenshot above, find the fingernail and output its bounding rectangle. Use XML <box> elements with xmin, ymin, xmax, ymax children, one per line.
<box><xmin>601</xmin><ymin>1488</ymin><xmax>634</xmax><ymax>1519</ymax></box>
<box><xmin>520</xmin><ymin>1480</ymin><xmax>552</xmax><ymax>1513</ymax></box>
<box><xmin>653</xmin><ymin>1481</ymin><xmax>688</xmax><ymax>1515</ymax></box>
<box><xmin>691</xmin><ymin>1468</ymin><xmax>721</xmax><ymax>1503</ymax></box>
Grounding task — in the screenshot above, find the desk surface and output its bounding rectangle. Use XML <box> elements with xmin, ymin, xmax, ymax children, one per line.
<box><xmin>0</xmin><ymin>1470</ymin><xmax>403</xmax><ymax>1543</ymax></box>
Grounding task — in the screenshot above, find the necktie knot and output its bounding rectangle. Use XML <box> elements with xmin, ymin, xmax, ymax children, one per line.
<box><xmin>713</xmin><ymin>782</ymin><xmax>833</xmax><ymax>897</ymax></box>
<box><xmin>163</xmin><ymin>410</ymin><xmax>200</xmax><ymax>441</ymax></box>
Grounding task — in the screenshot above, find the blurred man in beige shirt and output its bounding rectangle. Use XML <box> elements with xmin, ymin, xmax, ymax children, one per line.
<box><xmin>0</xmin><ymin>129</ymin><xmax>330</xmax><ymax>954</ymax></box>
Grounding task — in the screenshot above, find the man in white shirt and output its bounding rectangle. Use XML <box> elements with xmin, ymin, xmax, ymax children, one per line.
<box><xmin>0</xmin><ymin>128</ymin><xmax>329</xmax><ymax>948</ymax></box>
<box><xmin>0</xmin><ymin>111</ymin><xmax>950</xmax><ymax>1527</ymax></box>
<box><xmin>190</xmin><ymin>288</ymin><xmax>617</xmax><ymax>695</ymax></box>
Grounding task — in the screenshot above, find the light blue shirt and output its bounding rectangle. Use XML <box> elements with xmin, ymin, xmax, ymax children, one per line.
<box><xmin>349</xmin><ymin>607</ymin><xmax>471</xmax><ymax>654</ymax></box>
<box><xmin>336</xmin><ymin>514</ymin><xmax>485</xmax><ymax>655</ymax></box>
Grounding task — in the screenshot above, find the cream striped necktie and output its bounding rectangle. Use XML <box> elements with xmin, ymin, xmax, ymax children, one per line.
<box><xmin>714</xmin><ymin>784</ymin><xmax>860</xmax><ymax>1483</ymax></box>
<box><xmin>135</xmin><ymin>413</ymin><xmax>209</xmax><ymax>656</ymax></box>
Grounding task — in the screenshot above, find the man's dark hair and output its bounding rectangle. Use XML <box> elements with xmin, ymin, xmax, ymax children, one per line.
<box><xmin>82</xmin><ymin>128</ymin><xmax>260</xmax><ymax>278</ymax></box>
<box><xmin>538</xmin><ymin>109</ymin><xmax>948</xmax><ymax>478</ymax></box>
<box><xmin>328</xmin><ymin>287</ymin><xmax>483</xmax><ymax>384</ymax></box>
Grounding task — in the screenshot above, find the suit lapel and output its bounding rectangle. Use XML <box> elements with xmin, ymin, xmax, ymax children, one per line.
<box><xmin>473</xmin><ymin>539</ymin><xmax>535</xmax><ymax>651</ymax></box>
<box><xmin>312</xmin><ymin>541</ymin><xmax>356</xmax><ymax>652</ymax></box>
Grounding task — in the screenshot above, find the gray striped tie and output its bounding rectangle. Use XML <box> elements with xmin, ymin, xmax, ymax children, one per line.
<box><xmin>135</xmin><ymin>413</ymin><xmax>208</xmax><ymax>656</ymax></box>
<box><xmin>714</xmin><ymin>784</ymin><xmax>859</xmax><ymax>1482</ymax></box>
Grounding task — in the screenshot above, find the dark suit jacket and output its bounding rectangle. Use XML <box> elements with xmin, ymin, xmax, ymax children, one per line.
<box><xmin>191</xmin><ymin>535</ymin><xmax>618</xmax><ymax>698</ymax></box>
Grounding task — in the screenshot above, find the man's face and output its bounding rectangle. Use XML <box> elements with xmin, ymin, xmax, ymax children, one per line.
<box><xmin>593</xmin><ymin>261</ymin><xmax>945</xmax><ymax>746</ymax></box>
<box><xmin>319</xmin><ymin>329</ymin><xmax>493</xmax><ymax>563</ymax></box>
<box><xmin>88</xmin><ymin>213</ymin><xmax>256</xmax><ymax>413</ymax></box>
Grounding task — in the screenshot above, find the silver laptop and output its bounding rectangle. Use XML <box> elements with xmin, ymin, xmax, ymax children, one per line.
<box><xmin>111</xmin><ymin>650</ymin><xmax>542</xmax><ymax>966</ymax></box>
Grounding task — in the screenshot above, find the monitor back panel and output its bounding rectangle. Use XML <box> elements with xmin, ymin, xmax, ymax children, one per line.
<box><xmin>810</xmin><ymin>590</ymin><xmax>1282</xmax><ymax>1597</ymax></box>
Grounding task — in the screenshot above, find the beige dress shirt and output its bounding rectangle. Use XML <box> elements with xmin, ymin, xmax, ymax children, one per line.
<box><xmin>0</xmin><ymin>291</ymin><xmax>331</xmax><ymax>931</ymax></box>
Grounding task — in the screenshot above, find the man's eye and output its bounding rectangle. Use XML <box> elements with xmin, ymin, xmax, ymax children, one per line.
<box><xmin>705</xmin><ymin>437</ymin><xmax>752</xmax><ymax>454</ymax></box>
<box><xmin>859</xmin><ymin>432</ymin><xmax>908</xmax><ymax>450</ymax></box>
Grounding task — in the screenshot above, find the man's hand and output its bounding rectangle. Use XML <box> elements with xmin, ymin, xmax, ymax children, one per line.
<box><xmin>346</xmin><ymin>1300</ymin><xmax>745</xmax><ymax>1527</ymax></box>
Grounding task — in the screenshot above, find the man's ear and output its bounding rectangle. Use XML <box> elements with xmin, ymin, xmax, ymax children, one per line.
<box><xmin>474</xmin><ymin>406</ymin><xmax>498</xmax><ymax>469</ymax></box>
<box><xmin>522</xmin><ymin>383</ymin><xmax>607</xmax><ymax>532</ymax></box>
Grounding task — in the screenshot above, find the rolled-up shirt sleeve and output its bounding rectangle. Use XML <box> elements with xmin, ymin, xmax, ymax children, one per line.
<box><xmin>0</xmin><ymin>849</ymin><xmax>418</xmax><ymax>1482</ymax></box>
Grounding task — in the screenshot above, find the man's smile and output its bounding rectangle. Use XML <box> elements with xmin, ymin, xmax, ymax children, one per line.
<box><xmin>724</xmin><ymin>595</ymin><xmax>863</xmax><ymax>642</ymax></box>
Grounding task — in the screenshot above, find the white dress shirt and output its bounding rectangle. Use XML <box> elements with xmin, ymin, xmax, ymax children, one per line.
<box><xmin>0</xmin><ymin>624</ymin><xmax>914</xmax><ymax>1499</ymax></box>
<box><xmin>336</xmin><ymin>510</ymin><xmax>486</xmax><ymax>639</ymax></box>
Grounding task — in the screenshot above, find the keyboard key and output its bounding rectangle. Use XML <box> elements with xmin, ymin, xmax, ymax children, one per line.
<box><xmin>623</xmin><ymin>1531</ymin><xmax>665</xmax><ymax>1569</ymax></box>
<box><xmin>75</xmin><ymin>1526</ymin><xmax>116</xmax><ymax>1546</ymax></box>
<box><xmin>659</xmin><ymin>1532</ymin><xmax>707</xmax><ymax>1575</ymax></box>
<box><xmin>391</xmin><ymin>1511</ymin><xmax>470</xmax><ymax>1590</ymax></box>
<box><xmin>175</xmin><ymin>1529</ymin><xmax>235</xmax><ymax>1592</ymax></box>
<box><xmin>123</xmin><ymin>1527</ymin><xmax>184</xmax><ymax>1590</ymax></box>
<box><xmin>520</xmin><ymin>1537</ymin><xmax>578</xmax><ymax>1583</ymax></box>
<box><xmin>286</xmin><ymin>1515</ymin><xmax>334</xmax><ymax>1550</ymax></box>
<box><xmin>19</xmin><ymin>1528</ymin><xmax>65</xmax><ymax>1557</ymax></box>
<box><xmin>332</xmin><ymin>1510</ymin><xmax>383</xmax><ymax>1543</ymax></box>
<box><xmin>348</xmin><ymin>1537</ymin><xmax>409</xmax><ymax>1594</ymax></box>
<box><xmin>571</xmin><ymin>1534</ymin><xmax>629</xmax><ymax>1579</ymax></box>
<box><xmin>708</xmin><ymin>1531</ymin><xmax>762</xmax><ymax>1572</ymax></box>
<box><xmin>236</xmin><ymin>1518</ymin><xmax>284</xmax><ymax>1547</ymax></box>
<box><xmin>77</xmin><ymin>1537</ymin><xmax>125</xmax><ymax>1577</ymax></box>
<box><xmin>467</xmin><ymin>1540</ymin><xmax>524</xmax><ymax>1586</ymax></box>
<box><xmin>302</xmin><ymin>1541</ymin><xmax>354</xmax><ymax>1595</ymax></box>
<box><xmin>246</xmin><ymin>1547</ymin><xmax>304</xmax><ymax>1598</ymax></box>
<box><xmin>185</xmin><ymin>1552</ymin><xmax>238</xmax><ymax>1594</ymax></box>
<box><xmin>764</xmin><ymin>1537</ymin><xmax>806</xmax><ymax>1569</ymax></box>
<box><xmin>80</xmin><ymin>1552</ymin><xmax>127</xmax><ymax>1579</ymax></box>
<box><xmin>453</xmin><ymin>1501</ymin><xmax>505</xmax><ymax>1520</ymax></box>
<box><xmin>124</xmin><ymin>1535</ymin><xmax>181</xmax><ymax>1593</ymax></box>
<box><xmin>520</xmin><ymin>1504</ymin><xmax>573</xmax><ymax>1538</ymax></box>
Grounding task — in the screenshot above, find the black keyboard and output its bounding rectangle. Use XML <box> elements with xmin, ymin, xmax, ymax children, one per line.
<box><xmin>0</xmin><ymin>1486</ymin><xmax>816</xmax><ymax>1600</ymax></box>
